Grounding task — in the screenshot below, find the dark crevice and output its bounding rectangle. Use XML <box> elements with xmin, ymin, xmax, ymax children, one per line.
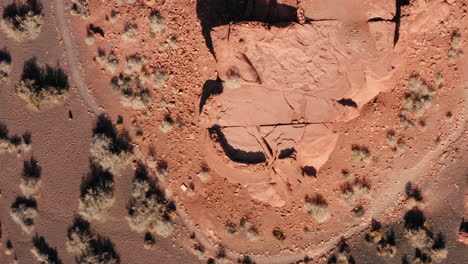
<box><xmin>208</xmin><ymin>125</ymin><xmax>266</xmax><ymax>164</ymax></box>
<box><xmin>304</xmin><ymin>18</ymin><xmax>338</xmax><ymax>24</ymax></box>
<box><xmin>394</xmin><ymin>0</ymin><xmax>411</xmax><ymax>46</ymax></box>
<box><xmin>199</xmin><ymin>79</ymin><xmax>223</xmax><ymax>113</ymax></box>
<box><xmin>337</xmin><ymin>98</ymin><xmax>358</xmax><ymax>108</ymax></box>
<box><xmin>217</xmin><ymin>121</ymin><xmax>330</xmax><ymax>129</ymax></box>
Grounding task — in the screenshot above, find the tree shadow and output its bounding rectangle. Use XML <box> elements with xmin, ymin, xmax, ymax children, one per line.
<box><xmin>23</xmin><ymin>156</ymin><xmax>41</xmax><ymax>180</ymax></box>
<box><xmin>199</xmin><ymin>79</ymin><xmax>223</xmax><ymax>114</ymax></box>
<box><xmin>0</xmin><ymin>48</ymin><xmax>11</xmax><ymax>63</ymax></box>
<box><xmin>21</xmin><ymin>58</ymin><xmax>69</xmax><ymax>93</ymax></box>
<box><xmin>3</xmin><ymin>0</ymin><xmax>42</xmax><ymax>20</ymax></box>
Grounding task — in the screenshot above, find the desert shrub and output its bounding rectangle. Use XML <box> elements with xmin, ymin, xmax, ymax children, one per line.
<box><xmin>155</xmin><ymin>159</ymin><xmax>169</xmax><ymax>181</ymax></box>
<box><xmin>304</xmin><ymin>194</ymin><xmax>330</xmax><ymax>223</ymax></box>
<box><xmin>224</xmin><ymin>68</ymin><xmax>241</xmax><ymax>89</ymax></box>
<box><xmin>240</xmin><ymin>217</ymin><xmax>259</xmax><ymax>241</ymax></box>
<box><xmin>152</xmin><ymin>68</ymin><xmax>168</xmax><ymax>88</ymax></box>
<box><xmin>70</xmin><ymin>0</ymin><xmax>90</xmax><ymax>18</ymax></box>
<box><xmin>95</xmin><ymin>50</ymin><xmax>119</xmax><ymax>74</ymax></box>
<box><xmin>110</xmin><ymin>73</ymin><xmax>152</xmax><ymax>110</ymax></box>
<box><xmin>405</xmin><ymin>182</ymin><xmax>425</xmax><ymax>209</ymax></box>
<box><xmin>79</xmin><ymin>163</ymin><xmax>115</xmax><ymax>222</ymax></box>
<box><xmin>84</xmin><ymin>32</ymin><xmax>94</xmax><ymax>45</ymax></box>
<box><xmin>121</xmin><ymin>24</ymin><xmax>138</xmax><ymax>42</ymax></box>
<box><xmin>399</xmin><ymin>114</ymin><xmax>415</xmax><ymax>129</ymax></box>
<box><xmin>31</xmin><ymin>235</ymin><xmax>63</xmax><ymax>264</ymax></box>
<box><xmin>351</xmin><ymin>204</ymin><xmax>365</xmax><ymax>217</ymax></box>
<box><xmin>17</xmin><ymin>58</ymin><xmax>69</xmax><ymax>110</ymax></box>
<box><xmin>340</xmin><ymin>182</ymin><xmax>355</xmax><ymax>206</ymax></box>
<box><xmin>225</xmin><ymin>221</ymin><xmax>237</xmax><ymax>235</ymax></box>
<box><xmin>5</xmin><ymin>240</ymin><xmax>14</xmax><ymax>255</ymax></box>
<box><xmin>413</xmin><ymin>248</ymin><xmax>432</xmax><ymax>264</ymax></box>
<box><xmin>67</xmin><ymin>216</ymin><xmax>121</xmax><ymax>263</ymax></box>
<box><xmin>376</xmin><ymin>231</ymin><xmax>397</xmax><ymax>257</ymax></box>
<box><xmin>159</xmin><ymin>115</ymin><xmax>175</xmax><ymax>133</ymax></box>
<box><xmin>124</xmin><ymin>55</ymin><xmax>145</xmax><ymax>75</ymax></box>
<box><xmin>272</xmin><ymin>229</ymin><xmax>286</xmax><ymax>241</ymax></box>
<box><xmin>352</xmin><ymin>177</ymin><xmax>371</xmax><ymax>196</ymax></box>
<box><xmin>127</xmin><ymin>164</ymin><xmax>173</xmax><ymax>237</ymax></box>
<box><xmin>327</xmin><ymin>239</ymin><xmax>354</xmax><ymax>264</ymax></box>
<box><xmin>149</xmin><ymin>11</ymin><xmax>165</xmax><ymax>33</ymax></box>
<box><xmin>1</xmin><ymin>0</ymin><xmax>43</xmax><ymax>41</ymax></box>
<box><xmin>20</xmin><ymin>156</ymin><xmax>41</xmax><ymax>196</ymax></box>
<box><xmin>109</xmin><ymin>10</ymin><xmax>118</xmax><ymax>23</ymax></box>
<box><xmin>90</xmin><ymin>114</ymin><xmax>133</xmax><ymax>175</ymax></box>
<box><xmin>430</xmin><ymin>233</ymin><xmax>447</xmax><ymax>263</ymax></box>
<box><xmin>10</xmin><ymin>196</ymin><xmax>38</xmax><ymax>233</ymax></box>
<box><xmin>351</xmin><ymin>144</ymin><xmax>371</xmax><ymax>162</ymax></box>
<box><xmin>196</xmin><ymin>164</ymin><xmax>211</xmax><ymax>183</ymax></box>
<box><xmin>0</xmin><ymin>48</ymin><xmax>12</xmax><ymax>80</ymax></box>
<box><xmin>66</xmin><ymin>216</ymin><xmax>94</xmax><ymax>255</ymax></box>
<box><xmin>0</xmin><ymin>122</ymin><xmax>31</xmax><ymax>154</ymax></box>
<box><xmin>404</xmin><ymin>209</ymin><xmax>434</xmax><ymax>249</ymax></box>
<box><xmin>402</xmin><ymin>77</ymin><xmax>435</xmax><ymax>117</ymax></box>
<box><xmin>448</xmin><ymin>31</ymin><xmax>463</xmax><ymax>61</ymax></box>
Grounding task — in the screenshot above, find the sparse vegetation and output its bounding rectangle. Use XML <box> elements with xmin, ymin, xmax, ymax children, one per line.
<box><xmin>79</xmin><ymin>163</ymin><xmax>116</xmax><ymax>222</ymax></box>
<box><xmin>448</xmin><ymin>31</ymin><xmax>463</xmax><ymax>61</ymax></box>
<box><xmin>376</xmin><ymin>231</ymin><xmax>397</xmax><ymax>257</ymax></box>
<box><xmin>149</xmin><ymin>11</ymin><xmax>166</xmax><ymax>34</ymax></box>
<box><xmin>110</xmin><ymin>73</ymin><xmax>152</xmax><ymax>110</ymax></box>
<box><xmin>5</xmin><ymin>240</ymin><xmax>14</xmax><ymax>255</ymax></box>
<box><xmin>0</xmin><ymin>48</ymin><xmax>12</xmax><ymax>80</ymax></box>
<box><xmin>31</xmin><ymin>235</ymin><xmax>63</xmax><ymax>264</ymax></box>
<box><xmin>85</xmin><ymin>32</ymin><xmax>95</xmax><ymax>45</ymax></box>
<box><xmin>327</xmin><ymin>239</ymin><xmax>355</xmax><ymax>264</ymax></box>
<box><xmin>159</xmin><ymin>115</ymin><xmax>175</xmax><ymax>133</ymax></box>
<box><xmin>126</xmin><ymin>164</ymin><xmax>174</xmax><ymax>237</ymax></box>
<box><xmin>90</xmin><ymin>114</ymin><xmax>133</xmax><ymax>175</ymax></box>
<box><xmin>225</xmin><ymin>221</ymin><xmax>237</xmax><ymax>235</ymax></box>
<box><xmin>196</xmin><ymin>164</ymin><xmax>211</xmax><ymax>183</ymax></box>
<box><xmin>20</xmin><ymin>156</ymin><xmax>41</xmax><ymax>196</ymax></box>
<box><xmin>224</xmin><ymin>68</ymin><xmax>241</xmax><ymax>89</ymax></box>
<box><xmin>402</xmin><ymin>77</ymin><xmax>435</xmax><ymax>117</ymax></box>
<box><xmin>17</xmin><ymin>58</ymin><xmax>69</xmax><ymax>110</ymax></box>
<box><xmin>122</xmin><ymin>24</ymin><xmax>138</xmax><ymax>42</ymax></box>
<box><xmin>304</xmin><ymin>194</ymin><xmax>330</xmax><ymax>223</ymax></box>
<box><xmin>70</xmin><ymin>0</ymin><xmax>90</xmax><ymax>18</ymax></box>
<box><xmin>272</xmin><ymin>229</ymin><xmax>286</xmax><ymax>241</ymax></box>
<box><xmin>240</xmin><ymin>217</ymin><xmax>259</xmax><ymax>241</ymax></box>
<box><xmin>351</xmin><ymin>144</ymin><xmax>371</xmax><ymax>162</ymax></box>
<box><xmin>66</xmin><ymin>216</ymin><xmax>121</xmax><ymax>263</ymax></box>
<box><xmin>0</xmin><ymin>122</ymin><xmax>31</xmax><ymax>154</ymax></box>
<box><xmin>10</xmin><ymin>196</ymin><xmax>38</xmax><ymax>233</ymax></box>
<box><xmin>1</xmin><ymin>0</ymin><xmax>43</xmax><ymax>41</ymax></box>
<box><xmin>143</xmin><ymin>232</ymin><xmax>155</xmax><ymax>249</ymax></box>
<box><xmin>95</xmin><ymin>50</ymin><xmax>119</xmax><ymax>74</ymax></box>
<box><xmin>430</xmin><ymin>233</ymin><xmax>448</xmax><ymax>263</ymax></box>
<box><xmin>124</xmin><ymin>55</ymin><xmax>145</xmax><ymax>75</ymax></box>
<box><xmin>155</xmin><ymin>160</ymin><xmax>169</xmax><ymax>181</ymax></box>
<box><xmin>152</xmin><ymin>68</ymin><xmax>168</xmax><ymax>88</ymax></box>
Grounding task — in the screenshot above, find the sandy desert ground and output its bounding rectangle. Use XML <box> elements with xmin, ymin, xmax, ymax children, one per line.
<box><xmin>0</xmin><ymin>0</ymin><xmax>467</xmax><ymax>264</ymax></box>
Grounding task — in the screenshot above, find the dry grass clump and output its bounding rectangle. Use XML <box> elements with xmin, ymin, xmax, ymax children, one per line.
<box><xmin>121</xmin><ymin>23</ymin><xmax>138</xmax><ymax>42</ymax></box>
<box><xmin>0</xmin><ymin>122</ymin><xmax>32</xmax><ymax>154</ymax></box>
<box><xmin>5</xmin><ymin>240</ymin><xmax>14</xmax><ymax>256</ymax></box>
<box><xmin>71</xmin><ymin>0</ymin><xmax>90</xmax><ymax>18</ymax></box>
<box><xmin>127</xmin><ymin>164</ymin><xmax>174</xmax><ymax>238</ymax></box>
<box><xmin>224</xmin><ymin>68</ymin><xmax>241</xmax><ymax>89</ymax></box>
<box><xmin>17</xmin><ymin>58</ymin><xmax>69</xmax><ymax>110</ymax></box>
<box><xmin>351</xmin><ymin>144</ymin><xmax>371</xmax><ymax>162</ymax></box>
<box><xmin>143</xmin><ymin>232</ymin><xmax>154</xmax><ymax>249</ymax></box>
<box><xmin>225</xmin><ymin>221</ymin><xmax>237</xmax><ymax>235</ymax></box>
<box><xmin>149</xmin><ymin>11</ymin><xmax>166</xmax><ymax>34</ymax></box>
<box><xmin>124</xmin><ymin>55</ymin><xmax>146</xmax><ymax>75</ymax></box>
<box><xmin>20</xmin><ymin>156</ymin><xmax>41</xmax><ymax>196</ymax></box>
<box><xmin>405</xmin><ymin>182</ymin><xmax>425</xmax><ymax>210</ymax></box>
<box><xmin>155</xmin><ymin>160</ymin><xmax>169</xmax><ymax>181</ymax></box>
<box><xmin>272</xmin><ymin>229</ymin><xmax>286</xmax><ymax>241</ymax></box>
<box><xmin>84</xmin><ymin>32</ymin><xmax>94</xmax><ymax>45</ymax></box>
<box><xmin>448</xmin><ymin>31</ymin><xmax>463</xmax><ymax>61</ymax></box>
<box><xmin>159</xmin><ymin>115</ymin><xmax>175</xmax><ymax>133</ymax></box>
<box><xmin>340</xmin><ymin>177</ymin><xmax>371</xmax><ymax>206</ymax></box>
<box><xmin>1</xmin><ymin>0</ymin><xmax>43</xmax><ymax>41</ymax></box>
<box><xmin>152</xmin><ymin>68</ymin><xmax>168</xmax><ymax>88</ymax></box>
<box><xmin>402</xmin><ymin>77</ymin><xmax>435</xmax><ymax>117</ymax></box>
<box><xmin>90</xmin><ymin>115</ymin><xmax>133</xmax><ymax>175</ymax></box>
<box><xmin>10</xmin><ymin>196</ymin><xmax>37</xmax><ymax>233</ymax></box>
<box><xmin>430</xmin><ymin>233</ymin><xmax>448</xmax><ymax>263</ymax></box>
<box><xmin>196</xmin><ymin>164</ymin><xmax>211</xmax><ymax>183</ymax></box>
<box><xmin>0</xmin><ymin>48</ymin><xmax>12</xmax><ymax>81</ymax></box>
<box><xmin>304</xmin><ymin>194</ymin><xmax>330</xmax><ymax>223</ymax></box>
<box><xmin>110</xmin><ymin>73</ymin><xmax>152</xmax><ymax>110</ymax></box>
<box><xmin>79</xmin><ymin>163</ymin><xmax>115</xmax><ymax>222</ymax></box>
<box><xmin>375</xmin><ymin>231</ymin><xmax>397</xmax><ymax>257</ymax></box>
<box><xmin>240</xmin><ymin>217</ymin><xmax>259</xmax><ymax>241</ymax></box>
<box><xmin>351</xmin><ymin>204</ymin><xmax>365</xmax><ymax>217</ymax></box>
<box><xmin>66</xmin><ymin>216</ymin><xmax>120</xmax><ymax>264</ymax></box>
<box><xmin>95</xmin><ymin>50</ymin><xmax>119</xmax><ymax>74</ymax></box>
<box><xmin>31</xmin><ymin>235</ymin><xmax>63</xmax><ymax>264</ymax></box>
<box><xmin>404</xmin><ymin>209</ymin><xmax>434</xmax><ymax>249</ymax></box>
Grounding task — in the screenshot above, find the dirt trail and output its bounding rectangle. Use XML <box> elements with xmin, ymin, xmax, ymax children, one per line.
<box><xmin>53</xmin><ymin>0</ymin><xmax>102</xmax><ymax>116</ymax></box>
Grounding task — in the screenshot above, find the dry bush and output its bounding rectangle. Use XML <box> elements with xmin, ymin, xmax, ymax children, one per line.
<box><xmin>224</xmin><ymin>69</ymin><xmax>241</xmax><ymax>89</ymax></box>
<box><xmin>95</xmin><ymin>50</ymin><xmax>119</xmax><ymax>74</ymax></box>
<box><xmin>404</xmin><ymin>212</ymin><xmax>434</xmax><ymax>248</ymax></box>
<box><xmin>66</xmin><ymin>216</ymin><xmax>93</xmax><ymax>255</ymax></box>
<box><xmin>110</xmin><ymin>73</ymin><xmax>152</xmax><ymax>110</ymax></box>
<box><xmin>90</xmin><ymin>114</ymin><xmax>133</xmax><ymax>175</ymax></box>
<box><xmin>240</xmin><ymin>217</ymin><xmax>259</xmax><ymax>241</ymax></box>
<box><xmin>430</xmin><ymin>233</ymin><xmax>448</xmax><ymax>263</ymax></box>
<box><xmin>402</xmin><ymin>77</ymin><xmax>435</xmax><ymax>117</ymax></box>
<box><xmin>20</xmin><ymin>156</ymin><xmax>41</xmax><ymax>196</ymax></box>
<box><xmin>127</xmin><ymin>164</ymin><xmax>174</xmax><ymax>237</ymax></box>
<box><xmin>196</xmin><ymin>164</ymin><xmax>211</xmax><ymax>183</ymax></box>
<box><xmin>405</xmin><ymin>182</ymin><xmax>425</xmax><ymax>209</ymax></box>
<box><xmin>1</xmin><ymin>0</ymin><xmax>43</xmax><ymax>41</ymax></box>
<box><xmin>5</xmin><ymin>240</ymin><xmax>14</xmax><ymax>256</ymax></box>
<box><xmin>0</xmin><ymin>122</ymin><xmax>31</xmax><ymax>154</ymax></box>
<box><xmin>143</xmin><ymin>232</ymin><xmax>154</xmax><ymax>249</ymax></box>
<box><xmin>124</xmin><ymin>55</ymin><xmax>145</xmax><ymax>75</ymax></box>
<box><xmin>304</xmin><ymin>194</ymin><xmax>330</xmax><ymax>223</ymax></box>
<box><xmin>149</xmin><ymin>11</ymin><xmax>166</xmax><ymax>34</ymax></box>
<box><xmin>340</xmin><ymin>182</ymin><xmax>355</xmax><ymax>206</ymax></box>
<box><xmin>272</xmin><ymin>229</ymin><xmax>286</xmax><ymax>241</ymax></box>
<box><xmin>17</xmin><ymin>58</ymin><xmax>69</xmax><ymax>110</ymax></box>
<box><xmin>67</xmin><ymin>215</ymin><xmax>121</xmax><ymax>264</ymax></box>
<box><xmin>152</xmin><ymin>68</ymin><xmax>168</xmax><ymax>88</ymax></box>
<box><xmin>376</xmin><ymin>231</ymin><xmax>397</xmax><ymax>257</ymax></box>
<box><xmin>413</xmin><ymin>248</ymin><xmax>432</xmax><ymax>264</ymax></box>
<box><xmin>159</xmin><ymin>115</ymin><xmax>175</xmax><ymax>133</ymax></box>
<box><xmin>10</xmin><ymin>196</ymin><xmax>38</xmax><ymax>233</ymax></box>
<box><xmin>84</xmin><ymin>32</ymin><xmax>94</xmax><ymax>45</ymax></box>
<box><xmin>352</xmin><ymin>177</ymin><xmax>371</xmax><ymax>196</ymax></box>
<box><xmin>121</xmin><ymin>24</ymin><xmax>138</xmax><ymax>42</ymax></box>
<box><xmin>327</xmin><ymin>239</ymin><xmax>355</xmax><ymax>264</ymax></box>
<box><xmin>448</xmin><ymin>31</ymin><xmax>463</xmax><ymax>61</ymax></box>
<box><xmin>155</xmin><ymin>159</ymin><xmax>169</xmax><ymax>181</ymax></box>
<box><xmin>71</xmin><ymin>0</ymin><xmax>90</xmax><ymax>18</ymax></box>
<box><xmin>79</xmin><ymin>163</ymin><xmax>116</xmax><ymax>222</ymax></box>
<box><xmin>351</xmin><ymin>144</ymin><xmax>371</xmax><ymax>162</ymax></box>
<box><xmin>31</xmin><ymin>235</ymin><xmax>63</xmax><ymax>264</ymax></box>
<box><xmin>0</xmin><ymin>48</ymin><xmax>12</xmax><ymax>80</ymax></box>
<box><xmin>399</xmin><ymin>114</ymin><xmax>415</xmax><ymax>129</ymax></box>
<box><xmin>225</xmin><ymin>221</ymin><xmax>237</xmax><ymax>235</ymax></box>
<box><xmin>351</xmin><ymin>204</ymin><xmax>365</xmax><ymax>217</ymax></box>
